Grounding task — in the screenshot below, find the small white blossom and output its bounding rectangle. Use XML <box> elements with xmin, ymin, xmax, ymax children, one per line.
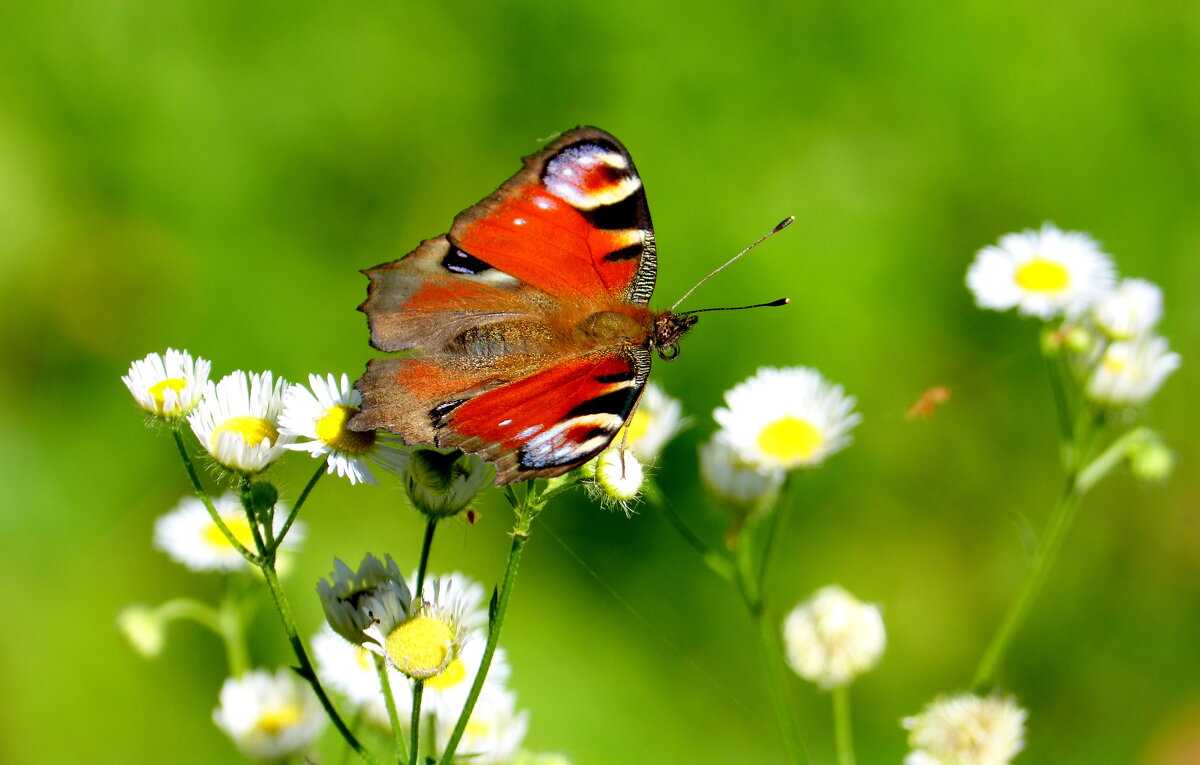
<box><xmin>188</xmin><ymin>370</ymin><xmax>294</xmax><ymax>473</ymax></box>
<box><xmin>714</xmin><ymin>366</ymin><xmax>860</xmax><ymax>471</ymax></box>
<box><xmin>434</xmin><ymin>687</ymin><xmax>528</xmax><ymax>765</ymax></box>
<box><xmin>903</xmin><ymin>693</ymin><xmax>1027</xmax><ymax>765</ymax></box>
<box><xmin>122</xmin><ymin>348</ymin><xmax>210</xmax><ymax>418</ymax></box>
<box><xmin>213</xmin><ymin>668</ymin><xmax>326</xmax><ymax>761</ymax></box>
<box><xmin>783</xmin><ymin>585</ymin><xmax>886</xmax><ymax>688</ymax></box>
<box><xmin>1091</xmin><ymin>278</ymin><xmax>1163</xmax><ymax>340</ymax></box>
<box><xmin>967</xmin><ymin>223</ymin><xmax>1115</xmax><ymax>320</ymax></box>
<box><xmin>1086</xmin><ymin>336</ymin><xmax>1180</xmax><ymax>407</ymax></box>
<box><xmin>155</xmin><ymin>493</ymin><xmax>303</xmax><ymax>572</ymax></box>
<box><xmin>699</xmin><ymin>432</ymin><xmax>784</xmax><ymax>506</ymax></box>
<box><xmin>311</xmin><ymin>625</ymin><xmax>412</xmax><ymax>729</ymax></box>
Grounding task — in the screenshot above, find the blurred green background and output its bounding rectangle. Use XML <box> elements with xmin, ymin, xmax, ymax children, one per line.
<box><xmin>2</xmin><ymin>1</ymin><xmax>1197</xmax><ymax>763</ymax></box>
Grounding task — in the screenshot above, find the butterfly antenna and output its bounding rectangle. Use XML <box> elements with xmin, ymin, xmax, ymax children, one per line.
<box><xmin>670</xmin><ymin>216</ymin><xmax>795</xmax><ymax>312</ymax></box>
<box><xmin>677</xmin><ymin>297</ymin><xmax>790</xmax><ymax>316</ymax></box>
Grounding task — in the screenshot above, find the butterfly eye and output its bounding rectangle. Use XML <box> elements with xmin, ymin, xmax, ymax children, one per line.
<box><xmin>657</xmin><ymin>345</ymin><xmax>681</xmax><ymax>362</ymax></box>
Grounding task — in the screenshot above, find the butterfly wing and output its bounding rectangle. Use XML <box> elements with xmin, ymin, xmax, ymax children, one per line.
<box><xmin>352</xmin><ymin>127</ymin><xmax>659</xmax><ymax>483</ymax></box>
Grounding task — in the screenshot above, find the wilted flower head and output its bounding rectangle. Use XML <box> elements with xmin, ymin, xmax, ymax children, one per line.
<box><xmin>903</xmin><ymin>693</ymin><xmax>1027</xmax><ymax>765</ymax></box>
<box><xmin>213</xmin><ymin>668</ymin><xmax>326</xmax><ymax>761</ymax></box>
<box><xmin>279</xmin><ymin>373</ymin><xmax>407</xmax><ymax>485</ymax></box>
<box><xmin>783</xmin><ymin>585</ymin><xmax>886</xmax><ymax>689</ymax></box>
<box><xmin>122</xmin><ymin>348</ymin><xmax>210</xmax><ymax>419</ymax></box>
<box><xmin>966</xmin><ymin>223</ymin><xmax>1115</xmax><ymax>320</ymax></box>
<box><xmin>615</xmin><ymin>382</ymin><xmax>688</xmax><ymax>462</ymax></box>
<box><xmin>318</xmin><ymin>554</ymin><xmax>411</xmax><ymax>645</ymax></box>
<box><xmin>1091</xmin><ymin>278</ymin><xmax>1163</xmax><ymax>340</ymax></box>
<box><xmin>714</xmin><ymin>366</ymin><xmax>860</xmax><ymax>471</ymax></box>
<box><xmin>1085</xmin><ymin>336</ymin><xmax>1180</xmax><ymax>407</ymax></box>
<box><xmin>400</xmin><ymin>447</ymin><xmax>493</xmax><ymax>518</ymax></box>
<box><xmin>699</xmin><ymin>431</ymin><xmax>784</xmax><ymax>507</ymax></box>
<box><xmin>188</xmin><ymin>370</ymin><xmax>294</xmax><ymax>473</ymax></box>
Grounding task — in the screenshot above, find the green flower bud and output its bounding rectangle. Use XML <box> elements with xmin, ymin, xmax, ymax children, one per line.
<box><xmin>1127</xmin><ymin>433</ymin><xmax>1175</xmax><ymax>483</ymax></box>
<box><xmin>404</xmin><ymin>448</ymin><xmax>494</xmax><ymax>518</ymax></box>
<box><xmin>117</xmin><ymin>605</ymin><xmax>166</xmax><ymax>658</ymax></box>
<box><xmin>247</xmin><ymin>481</ymin><xmax>279</xmax><ymax>523</ymax></box>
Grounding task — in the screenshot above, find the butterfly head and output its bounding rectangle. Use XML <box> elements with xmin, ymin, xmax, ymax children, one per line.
<box><xmin>650</xmin><ymin>311</ymin><xmax>699</xmax><ymax>361</ymax></box>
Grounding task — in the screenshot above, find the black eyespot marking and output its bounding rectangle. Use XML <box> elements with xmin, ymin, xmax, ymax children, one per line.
<box><xmin>442</xmin><ymin>248</ymin><xmax>493</xmax><ymax>275</ymax></box>
<box><xmin>603</xmin><ymin>243</ymin><xmax>643</xmax><ymax>262</ymax></box>
<box><xmin>429</xmin><ymin>399</ymin><xmax>468</xmax><ymax>427</ymax></box>
<box><xmin>566</xmin><ymin>389</ymin><xmax>635</xmax><ymax>420</ymax></box>
<box><xmin>595</xmin><ymin>369</ymin><xmax>636</xmax><ymax>384</ymax></box>
<box><xmin>582</xmin><ymin>193</ymin><xmax>642</xmax><ymax>230</ymax></box>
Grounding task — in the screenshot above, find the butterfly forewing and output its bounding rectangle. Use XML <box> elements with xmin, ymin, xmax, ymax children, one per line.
<box><xmin>352</xmin><ymin>127</ymin><xmax>660</xmax><ymax>484</ymax></box>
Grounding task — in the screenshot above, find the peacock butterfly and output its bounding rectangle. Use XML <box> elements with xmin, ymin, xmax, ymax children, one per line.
<box><xmin>350</xmin><ymin>126</ymin><xmax>765</xmax><ymax>485</ymax></box>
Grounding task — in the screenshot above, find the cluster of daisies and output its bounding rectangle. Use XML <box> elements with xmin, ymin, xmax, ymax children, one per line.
<box><xmin>314</xmin><ymin>555</ymin><xmax>539</xmax><ymax>763</ymax></box>
<box><xmin>122</xmin><ymin>349</ymin><xmax>408</xmax><ymax>484</ymax></box>
<box><xmin>968</xmin><ymin>223</ymin><xmax>1180</xmax><ymax>410</ymax></box>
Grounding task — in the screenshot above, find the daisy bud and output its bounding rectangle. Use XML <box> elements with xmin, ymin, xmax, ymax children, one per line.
<box><xmin>403</xmin><ymin>448</ymin><xmax>494</xmax><ymax>519</ymax></box>
<box><xmin>903</xmin><ymin>693</ymin><xmax>1027</xmax><ymax>765</ymax></box>
<box><xmin>117</xmin><ymin>604</ymin><xmax>167</xmax><ymax>658</ymax></box>
<box><xmin>1127</xmin><ymin>432</ymin><xmax>1175</xmax><ymax>483</ymax></box>
<box><xmin>1085</xmin><ymin>336</ymin><xmax>1180</xmax><ymax>407</ymax></box>
<box><xmin>213</xmin><ymin>668</ymin><xmax>326</xmax><ymax>761</ymax></box>
<box><xmin>783</xmin><ymin>585</ymin><xmax>886</xmax><ymax>689</ymax></box>
<box><xmin>122</xmin><ymin>348</ymin><xmax>210</xmax><ymax>420</ymax></box>
<box><xmin>595</xmin><ymin>449</ymin><xmax>644</xmax><ymax>501</ymax></box>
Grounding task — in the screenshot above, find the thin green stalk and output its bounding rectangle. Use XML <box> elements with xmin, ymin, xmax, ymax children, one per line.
<box><xmin>415</xmin><ymin>518</ymin><xmax>438</xmax><ymax>598</ymax></box>
<box><xmin>832</xmin><ymin>686</ymin><xmax>855</xmax><ymax>765</ymax></box>
<box><xmin>757</xmin><ymin>605</ymin><xmax>808</xmax><ymax>765</ymax></box>
<box><xmin>438</xmin><ymin>530</ymin><xmax>529</xmax><ymax>765</ymax></box>
<box><xmin>375</xmin><ymin>655</ymin><xmax>407</xmax><ymax>763</ymax></box>
<box><xmin>238</xmin><ymin>477</ymin><xmax>271</xmax><ymax>560</ymax></box>
<box><xmin>410</xmin><ymin>680</ymin><xmax>425</xmax><ymax>764</ymax></box>
<box><xmin>755</xmin><ymin>474</ymin><xmax>796</xmax><ymax>607</ymax></box>
<box><xmin>258</xmin><ymin>555</ymin><xmax>380</xmax><ymax>764</ymax></box>
<box><xmin>171</xmin><ymin>429</ymin><xmax>258</xmax><ymax>565</ymax></box>
<box><xmin>270</xmin><ymin>457</ymin><xmax>327</xmax><ymax>552</ymax></box>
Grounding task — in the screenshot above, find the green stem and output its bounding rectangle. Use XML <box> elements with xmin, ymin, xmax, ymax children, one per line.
<box><xmin>415</xmin><ymin>518</ymin><xmax>438</xmax><ymax>599</ymax></box>
<box><xmin>437</xmin><ymin>530</ymin><xmax>529</xmax><ymax>765</ymax></box>
<box><xmin>832</xmin><ymin>686</ymin><xmax>855</xmax><ymax>765</ymax></box>
<box><xmin>757</xmin><ymin>606</ymin><xmax>808</xmax><ymax>764</ymax></box>
<box><xmin>269</xmin><ymin>457</ymin><xmax>327</xmax><ymax>553</ymax></box>
<box><xmin>375</xmin><ymin>655</ymin><xmax>407</xmax><ymax>763</ymax></box>
<box><xmin>756</xmin><ymin>473</ymin><xmax>795</xmax><ymax>607</ymax></box>
<box><xmin>410</xmin><ymin>681</ymin><xmax>425</xmax><ymax>764</ymax></box>
<box><xmin>653</xmin><ymin>494</ymin><xmax>736</xmax><ymax>582</ymax></box>
<box><xmin>171</xmin><ymin>429</ymin><xmax>258</xmax><ymax>565</ymax></box>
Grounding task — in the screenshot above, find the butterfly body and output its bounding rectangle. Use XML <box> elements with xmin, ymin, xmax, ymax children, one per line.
<box><xmin>351</xmin><ymin>127</ymin><xmax>696</xmax><ymax>484</ymax></box>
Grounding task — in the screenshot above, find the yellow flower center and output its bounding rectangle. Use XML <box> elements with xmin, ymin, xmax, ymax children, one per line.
<box><xmin>212</xmin><ymin>416</ymin><xmax>278</xmax><ymax>448</ymax></box>
<box><xmin>316</xmin><ymin>404</ymin><xmax>376</xmax><ymax>454</ymax></box>
<box><xmin>426</xmin><ymin>657</ymin><xmax>467</xmax><ymax>690</ymax></box>
<box><xmin>385</xmin><ymin>615</ymin><xmax>455</xmax><ymax>678</ymax></box>
<box><xmin>255</xmin><ymin>703</ymin><xmax>302</xmax><ymax>737</ymax></box>
<box><xmin>202</xmin><ymin>515</ymin><xmax>256</xmax><ymax>550</ymax></box>
<box><xmin>147</xmin><ymin>377</ymin><xmax>188</xmax><ymax>412</ymax></box>
<box><xmin>757</xmin><ymin>416</ymin><xmax>823</xmax><ymax>463</ymax></box>
<box><xmin>1014</xmin><ymin>258</ymin><xmax>1070</xmax><ymax>293</ymax></box>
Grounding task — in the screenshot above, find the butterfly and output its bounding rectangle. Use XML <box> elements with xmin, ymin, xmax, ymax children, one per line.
<box><xmin>350</xmin><ymin>127</ymin><xmax>706</xmax><ymax>485</ymax></box>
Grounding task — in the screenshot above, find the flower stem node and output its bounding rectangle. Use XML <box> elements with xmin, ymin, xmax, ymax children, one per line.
<box><xmin>595</xmin><ymin>449</ymin><xmax>644</xmax><ymax>502</ymax></box>
<box><xmin>403</xmin><ymin>448</ymin><xmax>494</xmax><ymax>519</ymax></box>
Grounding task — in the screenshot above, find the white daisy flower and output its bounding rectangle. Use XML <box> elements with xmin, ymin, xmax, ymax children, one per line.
<box><xmin>122</xmin><ymin>348</ymin><xmax>210</xmax><ymax>419</ymax></box>
<box><xmin>362</xmin><ymin>570</ymin><xmax>471</xmax><ymax>681</ymax></box>
<box><xmin>155</xmin><ymin>493</ymin><xmax>304</xmax><ymax>572</ymax></box>
<box><xmin>783</xmin><ymin>585</ymin><xmax>886</xmax><ymax>689</ymax></box>
<box><xmin>213</xmin><ymin>668</ymin><xmax>326</xmax><ymax>761</ymax></box>
<box><xmin>714</xmin><ymin>366</ymin><xmax>860</xmax><ymax>471</ymax></box>
<box><xmin>966</xmin><ymin>223</ymin><xmax>1115</xmax><ymax>320</ymax></box>
<box><xmin>434</xmin><ymin>687</ymin><xmax>529</xmax><ymax>765</ymax></box>
<box><xmin>615</xmin><ymin>382</ymin><xmax>688</xmax><ymax>462</ymax></box>
<box><xmin>594</xmin><ymin>449</ymin><xmax>644</xmax><ymax>502</ymax></box>
<box><xmin>1086</xmin><ymin>336</ymin><xmax>1180</xmax><ymax>407</ymax></box>
<box><xmin>425</xmin><ymin>639</ymin><xmax>512</xmax><ymax>722</ymax></box>
<box><xmin>188</xmin><ymin>370</ymin><xmax>294</xmax><ymax>473</ymax></box>
<box><xmin>415</xmin><ymin>571</ymin><xmax>489</xmax><ymax>634</ymax></box>
<box><xmin>311</xmin><ymin>625</ymin><xmax>412</xmax><ymax>730</ymax></box>
<box><xmin>279</xmin><ymin>373</ymin><xmax>408</xmax><ymax>485</ymax></box>
<box><xmin>318</xmin><ymin>554</ymin><xmax>411</xmax><ymax>645</ymax></box>
<box><xmin>903</xmin><ymin>693</ymin><xmax>1027</xmax><ymax>765</ymax></box>
<box><xmin>1091</xmin><ymin>278</ymin><xmax>1163</xmax><ymax>340</ymax></box>
<box><xmin>699</xmin><ymin>432</ymin><xmax>785</xmax><ymax>506</ymax></box>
